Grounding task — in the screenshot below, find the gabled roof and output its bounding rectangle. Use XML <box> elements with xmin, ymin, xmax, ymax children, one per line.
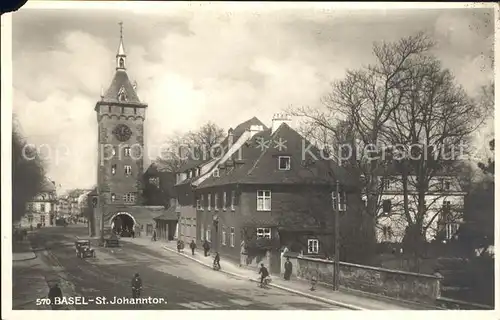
<box><xmin>197</xmin><ymin>122</ymin><xmax>357</xmax><ymax>189</ymax></box>
<box><xmin>175</xmin><ymin>117</ymin><xmax>268</xmax><ymax>175</ymax></box>
<box><xmin>102</xmin><ymin>70</ymin><xmax>142</xmax><ymax>104</ymax></box>
<box><xmin>153</xmin><ymin>205</ymin><xmax>179</xmax><ymax>221</ymax></box>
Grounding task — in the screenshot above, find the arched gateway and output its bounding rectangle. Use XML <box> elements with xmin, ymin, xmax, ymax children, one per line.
<box><xmin>110</xmin><ymin>212</ymin><xmax>137</xmax><ymax>237</ymax></box>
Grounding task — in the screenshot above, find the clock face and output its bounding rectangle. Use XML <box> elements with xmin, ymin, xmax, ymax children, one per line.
<box><xmin>113</xmin><ymin>124</ymin><xmax>132</xmax><ymax>142</ymax></box>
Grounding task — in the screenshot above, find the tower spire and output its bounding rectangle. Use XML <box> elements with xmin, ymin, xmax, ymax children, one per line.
<box><xmin>116</xmin><ymin>21</ymin><xmax>126</xmax><ymax>70</ymax></box>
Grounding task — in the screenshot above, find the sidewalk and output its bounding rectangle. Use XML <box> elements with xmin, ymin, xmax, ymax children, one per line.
<box><xmin>121</xmin><ymin>237</ymin><xmax>434</xmax><ymax>310</ymax></box>
<box><xmin>13</xmin><ymin>239</ymin><xmax>37</xmax><ymax>261</ymax></box>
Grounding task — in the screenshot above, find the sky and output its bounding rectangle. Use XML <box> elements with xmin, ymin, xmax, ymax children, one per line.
<box><xmin>11</xmin><ymin>3</ymin><xmax>495</xmax><ymax>193</ymax></box>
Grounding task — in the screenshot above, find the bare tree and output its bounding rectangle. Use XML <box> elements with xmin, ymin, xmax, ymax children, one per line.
<box><xmin>12</xmin><ymin>125</ymin><xmax>46</xmax><ymax>224</ymax></box>
<box><xmin>155</xmin><ymin>122</ymin><xmax>225</xmax><ymax>173</ymax></box>
<box><xmin>289</xmin><ymin>32</ymin><xmax>436</xmax><ymax>259</ymax></box>
<box><xmin>380</xmin><ymin>54</ymin><xmax>488</xmax><ymax>266</ymax></box>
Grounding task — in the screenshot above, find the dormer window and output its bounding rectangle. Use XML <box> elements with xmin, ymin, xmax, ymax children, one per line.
<box><xmin>213</xmin><ymin>168</ymin><xmax>220</xmax><ymax>177</ymax></box>
<box><xmin>118</xmin><ymin>86</ymin><xmax>127</xmax><ymax>102</ymax></box>
<box><xmin>278</xmin><ymin>156</ymin><xmax>291</xmax><ymax>170</ymax></box>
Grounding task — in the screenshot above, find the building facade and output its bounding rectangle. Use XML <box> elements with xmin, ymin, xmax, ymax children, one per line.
<box><xmin>375</xmin><ymin>174</ymin><xmax>466</xmax><ymax>243</ymax></box>
<box><xmin>20</xmin><ymin>179</ymin><xmax>57</xmax><ymax>228</ymax></box>
<box><xmin>175</xmin><ymin>114</ymin><xmax>357</xmax><ymax>270</ymax></box>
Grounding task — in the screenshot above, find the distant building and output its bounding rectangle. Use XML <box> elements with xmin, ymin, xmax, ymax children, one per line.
<box><xmin>20</xmin><ymin>178</ymin><xmax>57</xmax><ymax>228</ymax></box>
<box><xmin>373</xmin><ymin>167</ymin><xmax>466</xmax><ymax>243</ymax></box>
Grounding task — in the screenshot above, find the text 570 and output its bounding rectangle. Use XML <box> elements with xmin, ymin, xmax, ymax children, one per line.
<box><xmin>36</xmin><ymin>298</ymin><xmax>51</xmax><ymax>306</ymax></box>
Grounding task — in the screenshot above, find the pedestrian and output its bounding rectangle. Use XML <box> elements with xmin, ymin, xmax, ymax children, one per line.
<box><xmin>177</xmin><ymin>240</ymin><xmax>182</xmax><ymax>252</ymax></box>
<box><xmin>284</xmin><ymin>257</ymin><xmax>293</xmax><ymax>280</ymax></box>
<box><xmin>203</xmin><ymin>240</ymin><xmax>210</xmax><ymax>257</ymax></box>
<box><xmin>190</xmin><ymin>240</ymin><xmax>196</xmax><ymax>255</ymax></box>
<box><xmin>213</xmin><ymin>252</ymin><xmax>221</xmax><ymax>270</ymax></box>
<box><xmin>131</xmin><ymin>228</ymin><xmax>135</xmax><ymax>238</ymax></box>
<box><xmin>152</xmin><ymin>229</ymin><xmax>157</xmax><ymax>242</ymax></box>
<box><xmin>48</xmin><ymin>283</ymin><xmax>63</xmax><ymax>310</ymax></box>
<box><xmin>131</xmin><ymin>273</ymin><xmax>142</xmax><ymax>300</ymax></box>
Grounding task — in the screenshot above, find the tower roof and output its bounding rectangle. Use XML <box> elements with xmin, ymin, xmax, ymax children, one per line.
<box><xmin>103</xmin><ymin>70</ymin><xmax>141</xmax><ymax>104</ymax></box>
<box><xmin>99</xmin><ymin>22</ymin><xmax>145</xmax><ymax>106</ymax></box>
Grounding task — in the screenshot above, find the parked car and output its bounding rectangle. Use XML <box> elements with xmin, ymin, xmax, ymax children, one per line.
<box><xmin>75</xmin><ymin>240</ymin><xmax>96</xmax><ymax>258</ymax></box>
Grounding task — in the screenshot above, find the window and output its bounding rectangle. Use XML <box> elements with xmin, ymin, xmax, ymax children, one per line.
<box><xmin>28</xmin><ymin>216</ymin><xmax>33</xmax><ymax>223</ymax></box>
<box><xmin>256</xmin><ymin>228</ymin><xmax>271</xmax><ymax>239</ymax></box>
<box><xmin>231</xmin><ymin>191</ymin><xmax>236</xmax><ymax>211</ymax></box>
<box><xmin>214</xmin><ymin>193</ymin><xmax>219</xmax><ymax>210</ymax></box>
<box><xmin>201</xmin><ymin>225</ymin><xmax>205</xmax><ymax>240</ymax></box>
<box><xmin>28</xmin><ymin>203</ymin><xmax>34</xmax><ymax>211</ymax></box>
<box><xmin>123</xmin><ymin>193</ymin><xmax>136</xmax><ymax>203</ymax></box>
<box><xmin>230</xmin><ymin>227</ymin><xmax>235</xmax><ymax>247</ymax></box>
<box><xmin>40</xmin><ymin>215</ymin><xmax>45</xmax><ymax>226</ymax></box>
<box><xmin>149</xmin><ymin>177</ymin><xmax>159</xmax><ymax>187</ymax></box>
<box><xmin>111</xmin><ymin>164</ymin><xmax>117</xmax><ymax>175</ymax></box>
<box><xmin>124</xmin><ymin>165</ymin><xmax>132</xmax><ymax>175</ymax></box>
<box><xmin>382</xmin><ymin>200</ymin><xmax>392</xmax><ymax>214</ymax></box>
<box><xmin>445</xmin><ymin>223</ymin><xmax>459</xmax><ymax>240</ymax></box>
<box><xmin>441</xmin><ymin>178</ymin><xmax>451</xmax><ymax>191</ymax></box>
<box><xmin>200</xmin><ymin>195</ymin><xmax>204</xmax><ymax>211</ymax></box>
<box><xmin>206</xmin><ymin>229</ymin><xmax>211</xmax><ymax>242</ymax></box>
<box><xmin>40</xmin><ymin>204</ymin><xmax>46</xmax><ymax>212</ymax></box>
<box><xmin>331</xmin><ymin>187</ymin><xmax>347</xmax><ymax>211</ymax></box>
<box><xmin>278</xmin><ymin>156</ymin><xmax>291</xmax><ymax>170</ymax></box>
<box><xmin>223</xmin><ymin>192</ymin><xmax>227</xmax><ymax>210</ymax></box>
<box><xmin>207</xmin><ymin>194</ymin><xmax>212</xmax><ymax>210</ymax></box>
<box><xmin>111</xmin><ymin>147</ymin><xmax>116</xmax><ymax>157</ymax></box>
<box><xmin>307</xmin><ymin>239</ymin><xmax>319</xmax><ymax>254</ymax></box>
<box><xmin>382</xmin><ymin>226</ymin><xmax>394</xmax><ymax>240</ymax></box>
<box><xmin>196</xmin><ymin>196</ymin><xmax>201</xmax><ymax>210</ymax></box>
<box><xmin>111</xmin><ymin>193</ymin><xmax>116</xmax><ymax>202</ymax></box>
<box><xmin>382</xmin><ymin>178</ymin><xmax>390</xmax><ymax>190</ymax></box>
<box><xmin>213</xmin><ymin>168</ymin><xmax>220</xmax><ymax>177</ymax></box>
<box><xmin>442</xmin><ymin>201</ymin><xmax>451</xmax><ymax>222</ymax></box>
<box><xmin>222</xmin><ymin>227</ymin><xmax>226</xmax><ymax>246</ymax></box>
<box><xmin>257</xmin><ymin>190</ymin><xmax>271</xmax><ymax>211</ymax></box>
<box><xmin>124</xmin><ymin>147</ymin><xmax>131</xmax><ymax>157</ymax></box>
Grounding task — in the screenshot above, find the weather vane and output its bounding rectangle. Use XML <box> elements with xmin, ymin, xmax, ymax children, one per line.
<box><xmin>119</xmin><ymin>21</ymin><xmax>123</xmax><ymax>39</ymax></box>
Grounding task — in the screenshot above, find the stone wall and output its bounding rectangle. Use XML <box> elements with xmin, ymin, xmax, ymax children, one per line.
<box><xmin>287</xmin><ymin>254</ymin><xmax>442</xmax><ymax>305</ymax></box>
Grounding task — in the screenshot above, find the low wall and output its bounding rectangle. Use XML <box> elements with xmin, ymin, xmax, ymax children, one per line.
<box><xmin>290</xmin><ymin>255</ymin><xmax>442</xmax><ymax>305</ymax></box>
<box><xmin>240</xmin><ymin>251</ymin><xmax>271</xmax><ymax>270</ymax></box>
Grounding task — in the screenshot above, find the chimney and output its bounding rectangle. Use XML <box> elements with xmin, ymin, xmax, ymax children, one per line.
<box><xmin>249</xmin><ymin>125</ymin><xmax>264</xmax><ymax>138</ymax></box>
<box><xmin>271</xmin><ymin>113</ymin><xmax>292</xmax><ymax>134</ymax></box>
<box><xmin>228</xmin><ymin>128</ymin><xmax>234</xmax><ymax>147</ymax></box>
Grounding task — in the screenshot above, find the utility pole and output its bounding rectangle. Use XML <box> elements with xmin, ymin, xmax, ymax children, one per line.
<box><xmin>333</xmin><ymin>178</ymin><xmax>340</xmax><ymax>291</ymax></box>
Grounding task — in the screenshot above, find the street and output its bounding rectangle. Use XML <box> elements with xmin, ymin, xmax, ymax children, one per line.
<box><xmin>14</xmin><ymin>225</ymin><xmax>344</xmax><ymax>310</ymax></box>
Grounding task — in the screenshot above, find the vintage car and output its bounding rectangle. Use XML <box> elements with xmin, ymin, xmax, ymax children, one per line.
<box><xmin>75</xmin><ymin>240</ymin><xmax>96</xmax><ymax>258</ymax></box>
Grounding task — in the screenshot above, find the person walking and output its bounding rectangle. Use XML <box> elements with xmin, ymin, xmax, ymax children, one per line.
<box><xmin>284</xmin><ymin>257</ymin><xmax>293</xmax><ymax>280</ymax></box>
<box><xmin>213</xmin><ymin>252</ymin><xmax>221</xmax><ymax>270</ymax></box>
<box><xmin>48</xmin><ymin>283</ymin><xmax>63</xmax><ymax>310</ymax></box>
<box><xmin>152</xmin><ymin>229</ymin><xmax>157</xmax><ymax>242</ymax></box>
<box><xmin>203</xmin><ymin>240</ymin><xmax>210</xmax><ymax>257</ymax></box>
<box><xmin>189</xmin><ymin>240</ymin><xmax>196</xmax><ymax>255</ymax></box>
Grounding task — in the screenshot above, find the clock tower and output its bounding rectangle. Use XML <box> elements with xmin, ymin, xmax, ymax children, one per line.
<box><xmin>93</xmin><ymin>23</ymin><xmax>148</xmax><ymax>239</ymax></box>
